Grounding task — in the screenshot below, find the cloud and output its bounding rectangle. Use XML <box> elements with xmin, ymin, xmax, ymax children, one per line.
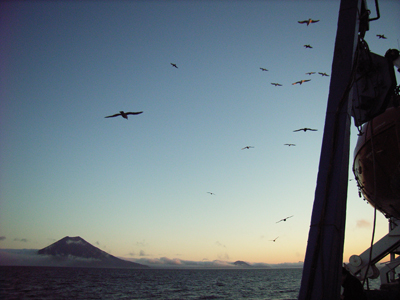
<box><xmin>136</xmin><ymin>240</ymin><xmax>148</xmax><ymax>247</ymax></box>
<box><xmin>139</xmin><ymin>250</ymin><xmax>147</xmax><ymax>256</ymax></box>
<box><xmin>215</xmin><ymin>241</ymin><xmax>226</xmax><ymax>248</ymax></box>
<box><xmin>356</xmin><ymin>219</ymin><xmax>371</xmax><ymax>228</ymax></box>
<box><xmin>218</xmin><ymin>253</ymin><xmax>229</xmax><ymax>260</ymax></box>
<box><xmin>0</xmin><ymin>249</ymin><xmax>302</xmax><ymax>269</ymax></box>
<box><xmin>0</xmin><ymin>236</ymin><xmax>6</xmax><ymax>241</ymax></box>
<box><xmin>14</xmin><ymin>238</ymin><xmax>28</xmax><ymax>242</ymax></box>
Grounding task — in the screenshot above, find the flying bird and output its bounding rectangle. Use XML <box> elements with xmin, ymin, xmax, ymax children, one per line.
<box><xmin>304</xmin><ymin>44</ymin><xmax>313</xmax><ymax>49</ymax></box>
<box><xmin>276</xmin><ymin>215</ymin><xmax>294</xmax><ymax>223</ymax></box>
<box><xmin>170</xmin><ymin>63</ymin><xmax>178</xmax><ymax>68</ymax></box>
<box><xmin>207</xmin><ymin>192</ymin><xmax>215</xmax><ymax>195</ymax></box>
<box><xmin>318</xmin><ymin>72</ymin><xmax>329</xmax><ymax>76</ymax></box>
<box><xmin>305</xmin><ymin>72</ymin><xmax>316</xmax><ymax>75</ymax></box>
<box><xmin>105</xmin><ymin>111</ymin><xmax>143</xmax><ymax>119</ymax></box>
<box><xmin>271</xmin><ymin>83</ymin><xmax>282</xmax><ymax>86</ymax></box>
<box><xmin>293</xmin><ymin>128</ymin><xmax>317</xmax><ymax>132</ymax></box>
<box><xmin>260</xmin><ymin>67</ymin><xmax>268</xmax><ymax>71</ymax></box>
<box><xmin>284</xmin><ymin>144</ymin><xmax>296</xmax><ymax>146</ymax></box>
<box><xmin>270</xmin><ymin>237</ymin><xmax>279</xmax><ymax>242</ymax></box>
<box><xmin>298</xmin><ymin>19</ymin><xmax>320</xmax><ymax>26</ymax></box>
<box><xmin>241</xmin><ymin>146</ymin><xmax>254</xmax><ymax>150</ymax></box>
<box><xmin>377</xmin><ymin>34</ymin><xmax>387</xmax><ymax>39</ymax></box>
<box><xmin>292</xmin><ymin>79</ymin><xmax>311</xmax><ymax>85</ymax></box>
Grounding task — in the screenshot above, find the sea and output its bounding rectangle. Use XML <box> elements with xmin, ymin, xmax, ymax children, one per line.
<box><xmin>1</xmin><ymin>267</ymin><xmax>304</xmax><ymax>300</ymax></box>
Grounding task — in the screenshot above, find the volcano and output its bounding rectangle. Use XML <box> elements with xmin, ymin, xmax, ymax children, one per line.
<box><xmin>38</xmin><ymin>236</ymin><xmax>149</xmax><ymax>269</ymax></box>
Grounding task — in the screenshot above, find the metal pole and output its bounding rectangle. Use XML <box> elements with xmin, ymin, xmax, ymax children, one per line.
<box><xmin>298</xmin><ymin>0</ymin><xmax>361</xmax><ymax>299</ymax></box>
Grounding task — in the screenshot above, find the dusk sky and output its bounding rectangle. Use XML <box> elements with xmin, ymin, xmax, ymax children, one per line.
<box><xmin>1</xmin><ymin>0</ymin><xmax>399</xmax><ymax>266</ymax></box>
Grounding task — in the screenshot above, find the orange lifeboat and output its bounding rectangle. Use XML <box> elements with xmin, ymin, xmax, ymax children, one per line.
<box><xmin>353</xmin><ymin>106</ymin><xmax>400</xmax><ymax>219</ymax></box>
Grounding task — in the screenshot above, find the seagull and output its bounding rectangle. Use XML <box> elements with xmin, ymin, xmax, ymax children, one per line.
<box><xmin>298</xmin><ymin>19</ymin><xmax>320</xmax><ymax>26</ymax></box>
<box><xmin>170</xmin><ymin>63</ymin><xmax>178</xmax><ymax>68</ymax></box>
<box><xmin>276</xmin><ymin>215</ymin><xmax>294</xmax><ymax>223</ymax></box>
<box><xmin>271</xmin><ymin>83</ymin><xmax>283</xmax><ymax>86</ymax></box>
<box><xmin>293</xmin><ymin>128</ymin><xmax>317</xmax><ymax>132</ymax></box>
<box><xmin>260</xmin><ymin>67</ymin><xmax>268</xmax><ymax>71</ymax></box>
<box><xmin>284</xmin><ymin>144</ymin><xmax>296</xmax><ymax>146</ymax></box>
<box><xmin>305</xmin><ymin>72</ymin><xmax>316</xmax><ymax>75</ymax></box>
<box><xmin>292</xmin><ymin>79</ymin><xmax>311</xmax><ymax>85</ymax></box>
<box><xmin>377</xmin><ymin>34</ymin><xmax>387</xmax><ymax>39</ymax></box>
<box><xmin>207</xmin><ymin>192</ymin><xmax>215</xmax><ymax>195</ymax></box>
<box><xmin>270</xmin><ymin>237</ymin><xmax>279</xmax><ymax>242</ymax></box>
<box><xmin>105</xmin><ymin>111</ymin><xmax>143</xmax><ymax>119</ymax></box>
<box><xmin>318</xmin><ymin>72</ymin><xmax>329</xmax><ymax>77</ymax></box>
<box><xmin>304</xmin><ymin>44</ymin><xmax>313</xmax><ymax>49</ymax></box>
<box><xmin>241</xmin><ymin>146</ymin><xmax>254</xmax><ymax>150</ymax></box>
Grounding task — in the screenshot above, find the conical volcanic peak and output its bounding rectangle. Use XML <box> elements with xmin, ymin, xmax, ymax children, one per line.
<box><xmin>38</xmin><ymin>236</ymin><xmax>149</xmax><ymax>269</ymax></box>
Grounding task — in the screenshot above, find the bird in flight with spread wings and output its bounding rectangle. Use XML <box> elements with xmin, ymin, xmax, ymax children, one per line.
<box><xmin>241</xmin><ymin>146</ymin><xmax>254</xmax><ymax>150</ymax></box>
<box><xmin>207</xmin><ymin>192</ymin><xmax>215</xmax><ymax>196</ymax></box>
<box><xmin>318</xmin><ymin>72</ymin><xmax>329</xmax><ymax>77</ymax></box>
<box><xmin>270</xmin><ymin>237</ymin><xmax>279</xmax><ymax>242</ymax></box>
<box><xmin>276</xmin><ymin>215</ymin><xmax>294</xmax><ymax>223</ymax></box>
<box><xmin>292</xmin><ymin>79</ymin><xmax>311</xmax><ymax>85</ymax></box>
<box><xmin>298</xmin><ymin>19</ymin><xmax>319</xmax><ymax>26</ymax></box>
<box><xmin>271</xmin><ymin>83</ymin><xmax>282</xmax><ymax>86</ymax></box>
<box><xmin>284</xmin><ymin>144</ymin><xmax>296</xmax><ymax>146</ymax></box>
<box><xmin>105</xmin><ymin>111</ymin><xmax>143</xmax><ymax>119</ymax></box>
<box><xmin>260</xmin><ymin>67</ymin><xmax>268</xmax><ymax>71</ymax></box>
<box><xmin>376</xmin><ymin>34</ymin><xmax>387</xmax><ymax>39</ymax></box>
<box><xmin>304</xmin><ymin>44</ymin><xmax>313</xmax><ymax>49</ymax></box>
<box><xmin>170</xmin><ymin>63</ymin><xmax>178</xmax><ymax>68</ymax></box>
<box><xmin>293</xmin><ymin>128</ymin><xmax>317</xmax><ymax>132</ymax></box>
<box><xmin>305</xmin><ymin>72</ymin><xmax>316</xmax><ymax>75</ymax></box>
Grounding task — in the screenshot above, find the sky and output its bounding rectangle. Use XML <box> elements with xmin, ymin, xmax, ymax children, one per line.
<box><xmin>1</xmin><ymin>0</ymin><xmax>400</xmax><ymax>267</ymax></box>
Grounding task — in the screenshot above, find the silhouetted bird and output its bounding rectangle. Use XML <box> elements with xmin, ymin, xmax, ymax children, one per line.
<box><xmin>271</xmin><ymin>83</ymin><xmax>282</xmax><ymax>86</ymax></box>
<box><xmin>305</xmin><ymin>72</ymin><xmax>316</xmax><ymax>75</ymax></box>
<box><xmin>318</xmin><ymin>72</ymin><xmax>329</xmax><ymax>76</ymax></box>
<box><xmin>171</xmin><ymin>63</ymin><xmax>178</xmax><ymax>68</ymax></box>
<box><xmin>260</xmin><ymin>68</ymin><xmax>268</xmax><ymax>71</ymax></box>
<box><xmin>284</xmin><ymin>144</ymin><xmax>296</xmax><ymax>146</ymax></box>
<box><xmin>377</xmin><ymin>34</ymin><xmax>387</xmax><ymax>39</ymax></box>
<box><xmin>105</xmin><ymin>111</ymin><xmax>143</xmax><ymax>119</ymax></box>
<box><xmin>293</xmin><ymin>128</ymin><xmax>317</xmax><ymax>132</ymax></box>
<box><xmin>292</xmin><ymin>79</ymin><xmax>311</xmax><ymax>85</ymax></box>
<box><xmin>270</xmin><ymin>237</ymin><xmax>279</xmax><ymax>242</ymax></box>
<box><xmin>241</xmin><ymin>146</ymin><xmax>254</xmax><ymax>150</ymax></box>
<box><xmin>276</xmin><ymin>215</ymin><xmax>294</xmax><ymax>223</ymax></box>
<box><xmin>207</xmin><ymin>192</ymin><xmax>215</xmax><ymax>195</ymax></box>
<box><xmin>304</xmin><ymin>44</ymin><xmax>313</xmax><ymax>48</ymax></box>
<box><xmin>298</xmin><ymin>19</ymin><xmax>319</xmax><ymax>26</ymax></box>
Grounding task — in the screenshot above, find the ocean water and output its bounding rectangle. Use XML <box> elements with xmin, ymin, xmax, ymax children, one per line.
<box><xmin>0</xmin><ymin>267</ymin><xmax>302</xmax><ymax>300</ymax></box>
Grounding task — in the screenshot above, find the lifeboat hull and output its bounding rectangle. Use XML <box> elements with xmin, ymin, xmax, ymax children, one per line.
<box><xmin>353</xmin><ymin>107</ymin><xmax>400</xmax><ymax>219</ymax></box>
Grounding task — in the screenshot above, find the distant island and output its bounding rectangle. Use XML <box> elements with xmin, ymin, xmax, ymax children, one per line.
<box><xmin>36</xmin><ymin>236</ymin><xmax>149</xmax><ymax>269</ymax></box>
<box><xmin>233</xmin><ymin>260</ymin><xmax>252</xmax><ymax>267</ymax></box>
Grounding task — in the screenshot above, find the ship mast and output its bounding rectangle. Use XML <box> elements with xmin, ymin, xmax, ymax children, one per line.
<box><xmin>298</xmin><ymin>0</ymin><xmax>363</xmax><ymax>299</ymax></box>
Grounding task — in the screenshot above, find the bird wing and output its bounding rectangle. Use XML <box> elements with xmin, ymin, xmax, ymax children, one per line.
<box><xmin>304</xmin><ymin>79</ymin><xmax>311</xmax><ymax>82</ymax></box>
<box><xmin>311</xmin><ymin>19</ymin><xmax>320</xmax><ymax>23</ymax></box>
<box><xmin>298</xmin><ymin>20</ymin><xmax>307</xmax><ymax>24</ymax></box>
<box><xmin>105</xmin><ymin>113</ymin><xmax>121</xmax><ymax>118</ymax></box>
<box><xmin>125</xmin><ymin>111</ymin><xmax>143</xmax><ymax>115</ymax></box>
<box><xmin>293</xmin><ymin>129</ymin><xmax>303</xmax><ymax>132</ymax></box>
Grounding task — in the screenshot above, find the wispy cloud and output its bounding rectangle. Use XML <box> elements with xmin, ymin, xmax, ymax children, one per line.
<box><xmin>14</xmin><ymin>238</ymin><xmax>28</xmax><ymax>242</ymax></box>
<box><xmin>356</xmin><ymin>219</ymin><xmax>371</xmax><ymax>228</ymax></box>
<box><xmin>215</xmin><ymin>241</ymin><xmax>226</xmax><ymax>248</ymax></box>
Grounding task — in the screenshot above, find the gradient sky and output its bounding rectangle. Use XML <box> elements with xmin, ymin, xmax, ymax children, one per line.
<box><xmin>1</xmin><ymin>0</ymin><xmax>399</xmax><ymax>265</ymax></box>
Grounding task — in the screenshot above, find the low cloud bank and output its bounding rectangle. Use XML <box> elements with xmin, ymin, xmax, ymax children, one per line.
<box><xmin>0</xmin><ymin>249</ymin><xmax>102</xmax><ymax>267</ymax></box>
<box><xmin>0</xmin><ymin>249</ymin><xmax>303</xmax><ymax>269</ymax></box>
